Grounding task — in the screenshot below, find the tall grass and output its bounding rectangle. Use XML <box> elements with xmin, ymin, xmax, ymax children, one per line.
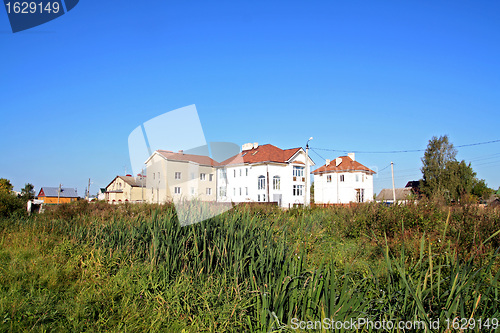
<box><xmin>0</xmin><ymin>201</ymin><xmax>498</xmax><ymax>331</ymax></box>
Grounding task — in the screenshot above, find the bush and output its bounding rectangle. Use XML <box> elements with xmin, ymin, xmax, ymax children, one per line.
<box><xmin>0</xmin><ymin>192</ymin><xmax>25</xmax><ymax>217</ymax></box>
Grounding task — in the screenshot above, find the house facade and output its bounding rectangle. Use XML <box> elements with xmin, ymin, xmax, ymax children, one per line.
<box><xmin>37</xmin><ymin>187</ymin><xmax>79</xmax><ymax>204</ymax></box>
<box><xmin>312</xmin><ymin>153</ymin><xmax>375</xmax><ymax>204</ymax></box>
<box><xmin>217</xmin><ymin>143</ymin><xmax>315</xmax><ymax>208</ymax></box>
<box><xmin>105</xmin><ymin>175</ymin><xmax>146</xmax><ymax>203</ymax></box>
<box><xmin>144</xmin><ymin>150</ymin><xmax>218</xmax><ymax>203</ymax></box>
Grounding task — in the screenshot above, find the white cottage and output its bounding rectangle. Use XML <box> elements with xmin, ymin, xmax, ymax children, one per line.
<box><xmin>312</xmin><ymin>153</ymin><xmax>375</xmax><ymax>204</ymax></box>
<box><xmin>217</xmin><ymin>143</ymin><xmax>315</xmax><ymax>208</ymax></box>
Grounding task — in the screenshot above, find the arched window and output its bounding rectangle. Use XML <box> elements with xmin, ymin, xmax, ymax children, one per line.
<box><xmin>258</xmin><ymin>176</ymin><xmax>266</xmax><ymax>190</ymax></box>
<box><xmin>273</xmin><ymin>176</ymin><xmax>280</xmax><ymax>190</ymax></box>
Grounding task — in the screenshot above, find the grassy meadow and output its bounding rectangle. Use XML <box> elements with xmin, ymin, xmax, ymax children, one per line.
<box><xmin>0</xmin><ymin>201</ymin><xmax>499</xmax><ymax>332</ymax></box>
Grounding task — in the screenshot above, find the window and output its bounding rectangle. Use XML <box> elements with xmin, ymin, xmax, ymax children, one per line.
<box><xmin>356</xmin><ymin>174</ymin><xmax>359</xmax><ymax>182</ymax></box>
<box><xmin>153</xmin><ymin>173</ymin><xmax>155</xmax><ymax>180</ymax></box>
<box><xmin>209</xmin><ymin>174</ymin><xmax>213</xmax><ymax>181</ymax></box>
<box><xmin>262</xmin><ymin>194</ymin><xmax>266</xmax><ymax>202</ymax></box>
<box><xmin>200</xmin><ymin>173</ymin><xmax>206</xmax><ymax>181</ymax></box>
<box><xmin>239</xmin><ymin>187</ymin><xmax>242</xmax><ymax>196</ymax></box>
<box><xmin>206</xmin><ymin>188</ymin><xmax>212</xmax><ymax>195</ymax></box>
<box><xmin>234</xmin><ymin>169</ymin><xmax>236</xmax><ymax>177</ymax></box>
<box><xmin>327</xmin><ymin>175</ymin><xmax>332</xmax><ymax>182</ymax></box>
<box><xmin>174</xmin><ymin>187</ymin><xmax>181</xmax><ymax>194</ymax></box>
<box><xmin>340</xmin><ymin>175</ymin><xmax>345</xmax><ymax>182</ymax></box>
<box><xmin>362</xmin><ymin>174</ymin><xmax>365</xmax><ymax>182</ymax></box>
<box><xmin>258</xmin><ymin>176</ymin><xmax>266</xmax><ymax>190</ymax></box>
<box><xmin>233</xmin><ymin>188</ymin><xmax>236</xmax><ymax>196</ymax></box>
<box><xmin>219</xmin><ymin>187</ymin><xmax>226</xmax><ymax>197</ymax></box>
<box><xmin>245</xmin><ymin>168</ymin><xmax>248</xmax><ymax>176</ymax></box>
<box><xmin>293</xmin><ymin>166</ymin><xmax>304</xmax><ymax>177</ymax></box>
<box><xmin>175</xmin><ymin>172</ymin><xmax>181</xmax><ymax>180</ymax></box>
<box><xmin>158</xmin><ymin>172</ymin><xmax>160</xmax><ymax>179</ymax></box>
<box><xmin>293</xmin><ymin>185</ymin><xmax>304</xmax><ymax>196</ymax></box>
<box><xmin>245</xmin><ymin>187</ymin><xmax>248</xmax><ymax>195</ymax></box>
<box><xmin>220</xmin><ymin>169</ymin><xmax>227</xmax><ymax>180</ymax></box>
<box><xmin>191</xmin><ymin>187</ymin><xmax>195</xmax><ymax>195</ymax></box>
<box><xmin>190</xmin><ymin>173</ymin><xmax>195</xmax><ymax>180</ymax></box>
<box><xmin>257</xmin><ymin>194</ymin><xmax>260</xmax><ymax>202</ymax></box>
<box><xmin>356</xmin><ymin>189</ymin><xmax>365</xmax><ymax>203</ymax></box>
<box><xmin>239</xmin><ymin>169</ymin><xmax>242</xmax><ymax>176</ymax></box>
<box><xmin>273</xmin><ymin>176</ymin><xmax>281</xmax><ymax>190</ymax></box>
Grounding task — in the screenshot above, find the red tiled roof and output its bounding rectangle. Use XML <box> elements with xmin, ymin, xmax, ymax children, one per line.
<box><xmin>311</xmin><ymin>156</ymin><xmax>375</xmax><ymax>174</ymax></box>
<box><xmin>220</xmin><ymin>144</ymin><xmax>302</xmax><ymax>166</ymax></box>
<box><xmin>156</xmin><ymin>150</ymin><xmax>220</xmax><ymax>166</ymax></box>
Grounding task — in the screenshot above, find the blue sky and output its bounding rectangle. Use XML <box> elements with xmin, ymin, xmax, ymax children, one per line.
<box><xmin>1</xmin><ymin>0</ymin><xmax>499</xmax><ymax>196</ymax></box>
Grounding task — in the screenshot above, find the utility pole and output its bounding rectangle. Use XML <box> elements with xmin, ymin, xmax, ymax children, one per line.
<box><xmin>57</xmin><ymin>183</ymin><xmax>61</xmax><ymax>204</ymax></box>
<box><xmin>86</xmin><ymin>178</ymin><xmax>91</xmax><ymax>201</ymax></box>
<box><xmin>305</xmin><ymin>137</ymin><xmax>313</xmax><ymax>207</ymax></box>
<box><xmin>391</xmin><ymin>162</ymin><xmax>396</xmax><ymax>205</ymax></box>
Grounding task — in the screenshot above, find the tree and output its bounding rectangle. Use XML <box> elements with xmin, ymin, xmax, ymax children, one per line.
<box><xmin>420</xmin><ymin>135</ymin><xmax>457</xmax><ymax>198</ymax></box>
<box><xmin>20</xmin><ymin>183</ymin><xmax>35</xmax><ymax>201</ymax></box>
<box><xmin>445</xmin><ymin>160</ymin><xmax>476</xmax><ymax>201</ymax></box>
<box><xmin>0</xmin><ymin>178</ymin><xmax>24</xmax><ymax>217</ymax></box>
<box><xmin>420</xmin><ymin>135</ymin><xmax>490</xmax><ymax>203</ymax></box>
<box><xmin>471</xmin><ymin>179</ymin><xmax>492</xmax><ymax>200</ymax></box>
<box><xmin>0</xmin><ymin>178</ymin><xmax>13</xmax><ymax>194</ymax></box>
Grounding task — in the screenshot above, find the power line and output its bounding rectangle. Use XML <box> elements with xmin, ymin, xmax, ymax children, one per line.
<box><xmin>309</xmin><ymin>148</ymin><xmax>327</xmax><ymax>162</ymax></box>
<box><xmin>311</xmin><ymin>139</ymin><xmax>500</xmax><ymax>154</ymax></box>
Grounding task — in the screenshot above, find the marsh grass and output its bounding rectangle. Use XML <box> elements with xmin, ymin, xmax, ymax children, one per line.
<box><xmin>0</xmin><ymin>202</ymin><xmax>498</xmax><ymax>332</ymax></box>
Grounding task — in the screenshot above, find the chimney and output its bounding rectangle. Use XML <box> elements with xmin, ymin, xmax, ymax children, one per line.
<box><xmin>242</xmin><ymin>143</ymin><xmax>253</xmax><ymax>151</ymax></box>
<box><xmin>326</xmin><ymin>159</ymin><xmax>330</xmax><ymax>166</ymax></box>
<box><xmin>178</xmin><ymin>150</ymin><xmax>184</xmax><ymax>154</ymax></box>
<box><xmin>336</xmin><ymin>157</ymin><xmax>342</xmax><ymax>167</ymax></box>
<box><xmin>253</xmin><ymin>142</ymin><xmax>259</xmax><ymax>149</ymax></box>
<box><xmin>348</xmin><ymin>152</ymin><xmax>355</xmax><ymax>161</ymax></box>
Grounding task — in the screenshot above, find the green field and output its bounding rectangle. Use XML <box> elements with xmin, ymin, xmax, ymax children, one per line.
<box><xmin>0</xmin><ymin>201</ymin><xmax>499</xmax><ymax>332</ymax></box>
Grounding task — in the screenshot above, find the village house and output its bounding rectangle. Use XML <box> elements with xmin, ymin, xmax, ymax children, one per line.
<box><xmin>144</xmin><ymin>150</ymin><xmax>219</xmax><ymax>204</ymax></box>
<box><xmin>217</xmin><ymin>143</ymin><xmax>315</xmax><ymax>208</ymax></box>
<box><xmin>376</xmin><ymin>188</ymin><xmax>414</xmax><ymax>204</ymax></box>
<box><xmin>105</xmin><ymin>175</ymin><xmax>146</xmax><ymax>203</ymax></box>
<box><xmin>312</xmin><ymin>153</ymin><xmax>375</xmax><ymax>204</ymax></box>
<box><xmin>37</xmin><ymin>187</ymin><xmax>79</xmax><ymax>204</ymax></box>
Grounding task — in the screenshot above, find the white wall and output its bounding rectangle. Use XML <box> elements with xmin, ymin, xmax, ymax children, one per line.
<box><xmin>314</xmin><ymin>171</ymin><xmax>374</xmax><ymax>204</ymax></box>
<box><xmin>145</xmin><ymin>153</ymin><xmax>217</xmax><ymax>203</ymax></box>
<box><xmin>217</xmin><ymin>150</ymin><xmax>313</xmax><ymax>208</ymax></box>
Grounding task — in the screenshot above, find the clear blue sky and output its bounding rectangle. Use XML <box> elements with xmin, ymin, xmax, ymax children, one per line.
<box><xmin>1</xmin><ymin>0</ymin><xmax>499</xmax><ymax>196</ymax></box>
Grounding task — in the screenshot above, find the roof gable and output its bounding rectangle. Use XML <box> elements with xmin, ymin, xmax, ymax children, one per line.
<box><xmin>220</xmin><ymin>144</ymin><xmax>310</xmax><ymax>166</ymax></box>
<box><xmin>311</xmin><ymin>156</ymin><xmax>375</xmax><ymax>174</ymax></box>
<box><xmin>376</xmin><ymin>188</ymin><xmax>414</xmax><ymax>201</ymax></box>
<box><xmin>106</xmin><ymin>176</ymin><xmax>144</xmax><ymax>190</ymax></box>
<box><xmin>38</xmin><ymin>187</ymin><xmax>78</xmax><ymax>198</ymax></box>
<box><xmin>148</xmin><ymin>150</ymin><xmax>220</xmax><ymax>166</ymax></box>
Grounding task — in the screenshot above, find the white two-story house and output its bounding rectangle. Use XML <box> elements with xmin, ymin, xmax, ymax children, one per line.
<box><xmin>312</xmin><ymin>153</ymin><xmax>375</xmax><ymax>204</ymax></box>
<box><xmin>144</xmin><ymin>150</ymin><xmax>219</xmax><ymax>203</ymax></box>
<box><xmin>217</xmin><ymin>143</ymin><xmax>315</xmax><ymax>208</ymax></box>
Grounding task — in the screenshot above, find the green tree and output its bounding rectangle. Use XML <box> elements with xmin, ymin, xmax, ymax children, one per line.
<box><xmin>471</xmin><ymin>179</ymin><xmax>492</xmax><ymax>200</ymax></box>
<box><xmin>445</xmin><ymin>160</ymin><xmax>476</xmax><ymax>201</ymax></box>
<box><xmin>20</xmin><ymin>183</ymin><xmax>35</xmax><ymax>201</ymax></box>
<box><xmin>420</xmin><ymin>135</ymin><xmax>490</xmax><ymax>203</ymax></box>
<box><xmin>420</xmin><ymin>135</ymin><xmax>457</xmax><ymax>198</ymax></box>
<box><xmin>0</xmin><ymin>178</ymin><xmax>14</xmax><ymax>194</ymax></box>
<box><xmin>0</xmin><ymin>178</ymin><xmax>24</xmax><ymax>217</ymax></box>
